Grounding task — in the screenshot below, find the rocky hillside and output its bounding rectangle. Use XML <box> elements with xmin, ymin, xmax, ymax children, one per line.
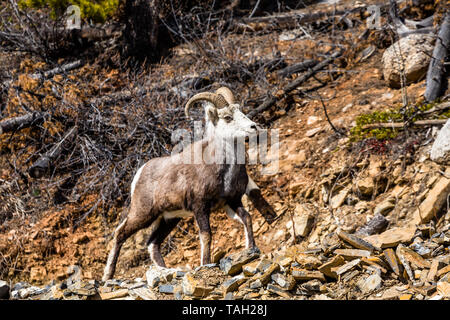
<box><xmin>0</xmin><ymin>0</ymin><xmax>449</xmax><ymax>300</ymax></box>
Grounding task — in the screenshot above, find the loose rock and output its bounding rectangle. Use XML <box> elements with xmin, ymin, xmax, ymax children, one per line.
<box><xmin>381</xmin><ymin>33</ymin><xmax>435</xmax><ymax>88</ymax></box>
<box><xmin>219</xmin><ymin>248</ymin><xmax>260</xmax><ymax>276</ymax></box>
<box><xmin>358</xmin><ymin>274</ymin><xmax>382</xmax><ymax>293</ymax></box>
<box><xmin>430</xmin><ymin>119</ymin><xmax>450</xmax><ymax>164</ymax></box>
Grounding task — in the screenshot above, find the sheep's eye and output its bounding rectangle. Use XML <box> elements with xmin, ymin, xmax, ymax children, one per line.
<box><xmin>224</xmin><ymin>116</ymin><xmax>233</xmax><ymax>122</ymax></box>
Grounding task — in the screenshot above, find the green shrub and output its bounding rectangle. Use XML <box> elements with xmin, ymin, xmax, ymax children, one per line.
<box><xmin>350</xmin><ymin>100</ymin><xmax>448</xmax><ymax>142</ymax></box>
<box><xmin>19</xmin><ymin>0</ymin><xmax>119</xmax><ymax>23</ymax></box>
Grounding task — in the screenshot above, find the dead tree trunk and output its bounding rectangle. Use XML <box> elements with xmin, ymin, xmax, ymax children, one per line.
<box><xmin>28</xmin><ymin>126</ymin><xmax>77</xmax><ymax>178</ymax></box>
<box><xmin>122</xmin><ymin>0</ymin><xmax>174</xmax><ymax>65</ymax></box>
<box><xmin>277</xmin><ymin>59</ymin><xmax>317</xmax><ymax>77</ymax></box>
<box><xmin>424</xmin><ymin>11</ymin><xmax>450</xmax><ymax>102</ymax></box>
<box><xmin>31</xmin><ymin>60</ymin><xmax>84</xmax><ymax>81</ymax></box>
<box><xmin>0</xmin><ymin>112</ymin><xmax>47</xmax><ymax>134</ymax></box>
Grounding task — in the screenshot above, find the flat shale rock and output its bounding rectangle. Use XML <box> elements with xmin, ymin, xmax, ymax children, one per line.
<box><xmin>337</xmin><ymin>230</ymin><xmax>376</xmax><ymax>252</ymax></box>
<box><xmin>291</xmin><ymin>268</ymin><xmax>326</xmax><ymax>282</ymax></box>
<box><xmin>294</xmin><ymin>254</ymin><xmax>322</xmax><ymax>270</ymax></box>
<box><xmin>364</xmin><ymin>226</ymin><xmax>416</xmax><ymax>248</ymax></box>
<box><xmin>318</xmin><ymin>256</ymin><xmax>345</xmax><ymax>279</ymax></box>
<box><xmin>182</xmin><ymin>273</ymin><xmax>214</xmax><ymax>298</ymax></box>
<box><xmin>358</xmin><ymin>274</ymin><xmax>382</xmax><ymax>293</ymax></box>
<box><xmin>398</xmin><ymin>245</ymin><xmax>431</xmax><ymax>269</ymax></box>
<box><xmin>222</xmin><ymin>275</ymin><xmax>246</xmax><ymax>293</ymax></box>
<box><xmin>220</xmin><ymin>248</ymin><xmax>260</xmax><ymax>276</ymax></box>
<box><xmin>384</xmin><ymin>249</ymin><xmax>401</xmax><ymax>275</ymax></box>
<box><xmin>333</xmin><ymin>249</ymin><xmax>371</xmax><ymax>259</ymax></box>
<box><xmin>99</xmin><ymin>288</ymin><xmax>129</xmax><ymax>300</ymax></box>
<box><xmin>437</xmin><ymin>281</ymin><xmax>450</xmax><ymax>298</ymax></box>
<box><xmin>412</xmin><ymin>167</ymin><xmax>450</xmax><ymax>225</ymax></box>
<box><xmin>146</xmin><ymin>266</ymin><xmax>177</xmax><ymax>288</ymax></box>
<box><xmin>271</xmin><ymin>273</ymin><xmax>296</xmax><ymax>290</ymax></box>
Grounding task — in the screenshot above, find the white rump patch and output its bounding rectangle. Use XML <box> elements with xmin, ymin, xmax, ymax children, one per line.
<box><xmin>130</xmin><ymin>164</ymin><xmax>145</xmax><ymax>196</ymax></box>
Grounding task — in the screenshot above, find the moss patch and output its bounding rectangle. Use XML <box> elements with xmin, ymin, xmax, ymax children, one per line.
<box><xmin>350</xmin><ymin>100</ymin><xmax>448</xmax><ymax>142</ymax></box>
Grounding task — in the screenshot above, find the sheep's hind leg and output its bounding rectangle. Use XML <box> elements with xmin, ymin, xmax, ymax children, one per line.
<box><xmin>103</xmin><ymin>210</ymin><xmax>158</xmax><ymax>281</ymax></box>
<box><xmin>103</xmin><ymin>218</ymin><xmax>128</xmax><ymax>281</ymax></box>
<box><xmin>147</xmin><ymin>217</ymin><xmax>181</xmax><ymax>267</ymax></box>
<box><xmin>194</xmin><ymin>207</ymin><xmax>212</xmax><ymax>265</ymax></box>
<box><xmin>225</xmin><ymin>202</ymin><xmax>258</xmax><ymax>250</ymax></box>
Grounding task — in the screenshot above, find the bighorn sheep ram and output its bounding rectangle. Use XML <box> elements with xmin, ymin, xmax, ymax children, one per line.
<box><xmin>103</xmin><ymin>87</ymin><xmax>276</xmax><ymax>281</ymax></box>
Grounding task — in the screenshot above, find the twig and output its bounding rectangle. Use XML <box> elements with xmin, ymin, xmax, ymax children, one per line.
<box><xmin>317</xmin><ymin>91</ymin><xmax>346</xmax><ymax>136</ymax></box>
<box><xmin>361</xmin><ymin>119</ymin><xmax>448</xmax><ymax>130</ymax></box>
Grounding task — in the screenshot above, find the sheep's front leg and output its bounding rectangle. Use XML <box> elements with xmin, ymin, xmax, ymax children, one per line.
<box><xmin>194</xmin><ymin>209</ymin><xmax>212</xmax><ymax>265</ymax></box>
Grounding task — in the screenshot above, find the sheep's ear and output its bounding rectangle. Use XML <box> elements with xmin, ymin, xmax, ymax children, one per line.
<box><xmin>206</xmin><ymin>106</ymin><xmax>218</xmax><ymax>125</ymax></box>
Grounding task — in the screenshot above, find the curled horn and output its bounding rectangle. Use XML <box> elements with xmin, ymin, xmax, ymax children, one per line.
<box><xmin>215</xmin><ymin>87</ymin><xmax>235</xmax><ymax>104</ymax></box>
<box><xmin>185</xmin><ymin>92</ymin><xmax>229</xmax><ymax>118</ymax></box>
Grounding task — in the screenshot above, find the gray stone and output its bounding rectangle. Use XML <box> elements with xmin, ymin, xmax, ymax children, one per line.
<box><xmin>158</xmin><ymin>284</ymin><xmax>175</xmax><ymax>294</ymax></box>
<box><xmin>219</xmin><ymin>248</ymin><xmax>260</xmax><ymax>276</ymax></box>
<box><xmin>222</xmin><ymin>274</ymin><xmax>245</xmax><ymax>293</ymax></box>
<box><xmin>249</xmin><ymin>279</ymin><xmax>263</xmax><ymax>289</ymax></box>
<box><xmin>382</xmin><ymin>33</ymin><xmax>435</xmax><ymax>88</ymax></box>
<box><xmin>181</xmin><ymin>272</ymin><xmax>213</xmax><ymax>297</ymax></box>
<box><xmin>358</xmin><ymin>274</ymin><xmax>382</xmax><ymax>293</ymax></box>
<box><xmin>301</xmin><ymin>279</ymin><xmax>322</xmax><ymax>294</ymax></box>
<box><xmin>271</xmin><ymin>273</ymin><xmax>296</xmax><ymax>290</ymax></box>
<box><xmin>104</xmin><ymin>279</ymin><xmax>122</xmax><ymax>287</ymax></box>
<box><xmin>145</xmin><ymin>265</ymin><xmax>175</xmax><ymax>288</ymax></box>
<box><xmin>287</xmin><ymin>204</ymin><xmax>315</xmax><ymax>238</ymax></box>
<box><xmin>430</xmin><ymin>119</ymin><xmax>450</xmax><ymax>165</ymax></box>
<box><xmin>14</xmin><ymin>286</ymin><xmax>46</xmax><ymax>299</ymax></box>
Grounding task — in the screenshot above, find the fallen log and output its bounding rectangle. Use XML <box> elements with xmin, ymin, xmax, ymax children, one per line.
<box><xmin>247</xmin><ymin>51</ymin><xmax>342</xmax><ymax>119</ymax></box>
<box><xmin>30</xmin><ymin>60</ymin><xmax>84</xmax><ymax>81</ymax></box>
<box><xmin>1</xmin><ymin>60</ymin><xmax>84</xmax><ymax>89</ymax></box>
<box><xmin>236</xmin><ymin>7</ymin><xmax>364</xmax><ymax>32</ymax></box>
<box><xmin>28</xmin><ymin>126</ymin><xmax>78</xmax><ymax>179</ymax></box>
<box><xmin>361</xmin><ymin>119</ymin><xmax>448</xmax><ymax>130</ymax></box>
<box><xmin>0</xmin><ymin>112</ymin><xmax>48</xmax><ymax>134</ymax></box>
<box><xmin>277</xmin><ymin>59</ymin><xmax>318</xmax><ymax>78</ymax></box>
<box><xmin>424</xmin><ymin>11</ymin><xmax>450</xmax><ymax>102</ymax></box>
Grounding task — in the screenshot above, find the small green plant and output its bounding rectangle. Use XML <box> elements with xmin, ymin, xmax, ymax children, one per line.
<box><xmin>19</xmin><ymin>0</ymin><xmax>119</xmax><ymax>23</ymax></box>
<box><xmin>350</xmin><ymin>100</ymin><xmax>447</xmax><ymax>142</ymax></box>
<box><xmin>350</xmin><ymin>108</ymin><xmax>402</xmax><ymax>142</ymax></box>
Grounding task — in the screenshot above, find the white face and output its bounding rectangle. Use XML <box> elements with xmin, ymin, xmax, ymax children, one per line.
<box><xmin>206</xmin><ymin>103</ymin><xmax>258</xmax><ymax>140</ymax></box>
